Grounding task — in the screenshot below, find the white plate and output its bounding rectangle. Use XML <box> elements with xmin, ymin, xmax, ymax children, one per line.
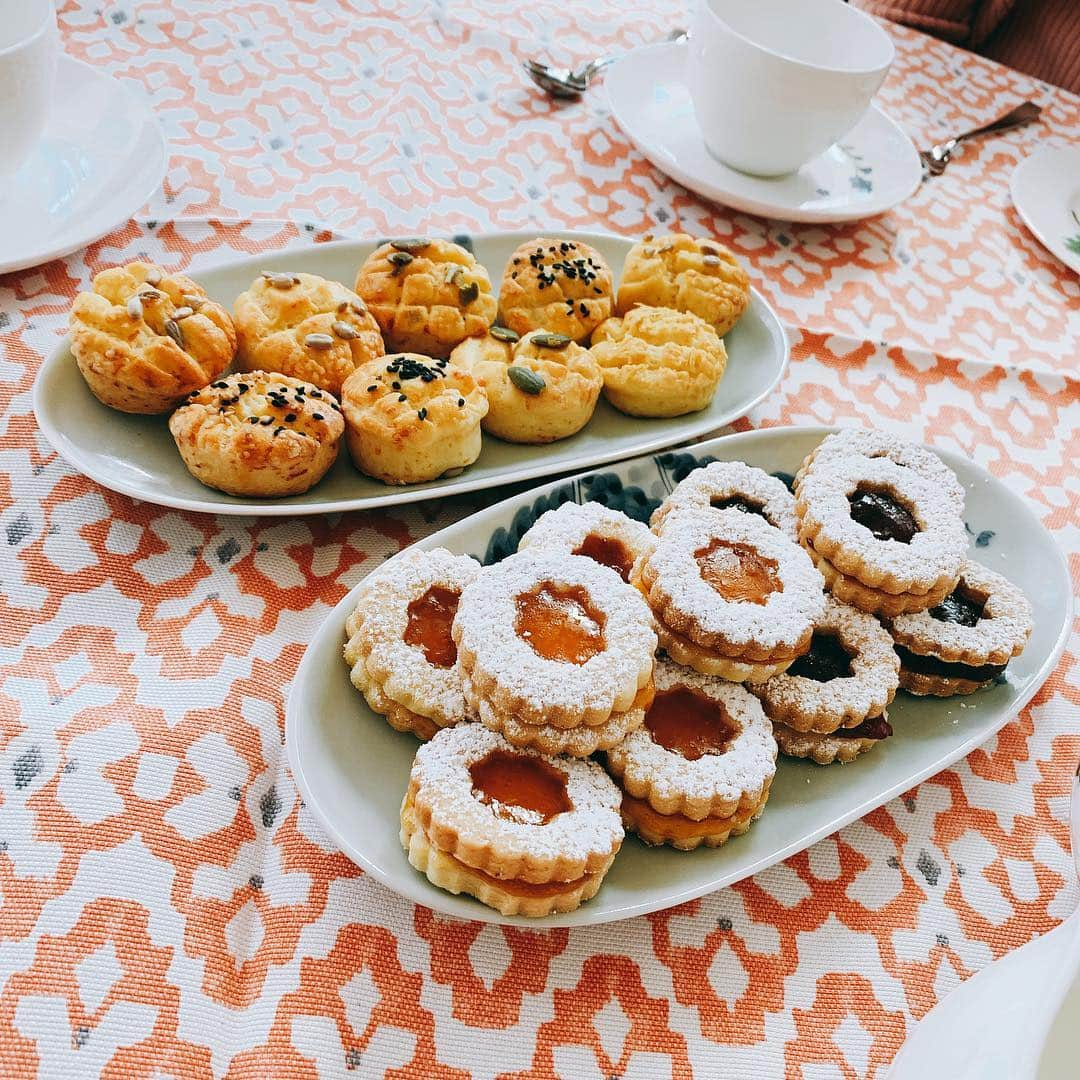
<box><xmin>1010</xmin><ymin>146</ymin><xmax>1080</xmax><ymax>275</ymax></box>
<box><xmin>605</xmin><ymin>42</ymin><xmax>922</xmax><ymax>224</ymax></box>
<box><xmin>285</xmin><ymin>425</ymin><xmax>1071</xmax><ymax>927</ymax></box>
<box><xmin>0</xmin><ymin>56</ymin><xmax>167</xmax><ymax>276</ymax></box>
<box><xmin>34</xmin><ymin>230</ymin><xmax>788</xmax><ymax>516</ymax></box>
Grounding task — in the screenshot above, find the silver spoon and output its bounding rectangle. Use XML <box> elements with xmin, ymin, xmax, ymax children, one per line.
<box><xmin>919</xmin><ymin>100</ymin><xmax>1041</xmax><ymax>177</ymax></box>
<box><xmin>524</xmin><ymin>29</ymin><xmax>687</xmax><ymax>100</ymax></box>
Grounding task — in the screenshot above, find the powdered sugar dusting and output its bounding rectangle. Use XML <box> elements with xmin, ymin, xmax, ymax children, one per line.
<box><xmin>518</xmin><ymin>500</ymin><xmax>656</xmax><ymax>565</ymax></box>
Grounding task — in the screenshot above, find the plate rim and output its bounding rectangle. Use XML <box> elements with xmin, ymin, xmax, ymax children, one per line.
<box><xmin>1009</xmin><ymin>146</ymin><xmax>1080</xmax><ymax>275</ymax></box>
<box><xmin>33</xmin><ymin>229</ymin><xmax>790</xmax><ymax>516</ymax></box>
<box><xmin>605</xmin><ymin>40</ymin><xmax>922</xmax><ymax>224</ymax></box>
<box><xmin>0</xmin><ymin>55</ymin><xmax>168</xmax><ymax>276</ymax></box>
<box><xmin>285</xmin><ymin>423</ymin><xmax>1073</xmax><ymax>927</ymax></box>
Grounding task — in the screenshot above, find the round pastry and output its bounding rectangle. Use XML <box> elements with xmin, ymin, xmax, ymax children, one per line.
<box><xmin>773</xmin><ymin>715</ymin><xmax>893</xmax><ymax>765</ymax></box>
<box><xmin>749</xmin><ymin>597</ymin><xmax>899</xmax><ymax>733</ymax></box>
<box><xmin>615</xmin><ymin>234</ymin><xmax>750</xmax><ymax>337</ymax></box>
<box><xmin>516</xmin><ymin>501</ymin><xmax>656</xmax><ymax>583</ymax></box>
<box><xmin>636</xmin><ymin>508</ymin><xmax>826</xmax><ymax>682</ymax></box>
<box><xmin>589</xmin><ymin>305</ymin><xmax>727</xmax><ymax>417</ymax></box>
<box><xmin>453</xmin><ymin>550</ymin><xmax>657</xmax><ymax>747</ymax></box>
<box><xmin>69</xmin><ymin>261</ymin><xmax>236</xmax><ymax>414</ymax></box>
<box><xmin>233</xmin><ymin>270</ymin><xmax>384</xmax><ymax>397</ymax></box>
<box><xmin>343</xmin><ymin>547</ymin><xmax>481</xmax><ymax>739</ymax></box>
<box><xmin>796</xmin><ymin>452</ymin><xmax>967</xmax><ymax>606</ymax></box>
<box><xmin>886</xmin><ymin>560</ymin><xmax>1033</xmax><ymax>696</ymax></box>
<box><xmin>794</xmin><ymin>428</ymin><xmax>965</xmax><ymax>510</ymax></box>
<box><xmin>168</xmin><ymin>371</ymin><xmax>343</xmax><ymax>497</ymax></box>
<box><xmin>604</xmin><ymin>661</ymin><xmax>776</xmax><ymax>850</ymax></box>
<box><xmin>354</xmin><ymin>238</ymin><xmax>497</xmax><ymax>357</ymax></box>
<box><xmin>651</xmin><ymin>460</ymin><xmax>798</xmax><ymax>539</ymax></box>
<box><xmin>498</xmin><ymin>237</ymin><xmax>614</xmax><ymax>343</ymax></box>
<box><xmin>401</xmin><ymin>724</ymin><xmax>623</xmax><ymax>917</ymax></box>
<box><xmin>450</xmin><ymin>327</ymin><xmax>602</xmax><ymax>444</ymax></box>
<box><xmin>340</xmin><ymin>353</ymin><xmax>488</xmax><ymax>485</ymax></box>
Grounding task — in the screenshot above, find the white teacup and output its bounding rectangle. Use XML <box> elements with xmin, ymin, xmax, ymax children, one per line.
<box><xmin>0</xmin><ymin>0</ymin><xmax>58</xmax><ymax>183</ymax></box>
<box><xmin>688</xmin><ymin>0</ymin><xmax>895</xmax><ymax>177</ymax></box>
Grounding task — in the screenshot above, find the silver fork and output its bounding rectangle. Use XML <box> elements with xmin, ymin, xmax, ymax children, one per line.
<box><xmin>919</xmin><ymin>100</ymin><xmax>1041</xmax><ymax>177</ymax></box>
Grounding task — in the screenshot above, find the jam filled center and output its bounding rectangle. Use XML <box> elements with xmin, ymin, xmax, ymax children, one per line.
<box><xmin>930</xmin><ymin>583</ymin><xmax>986</xmax><ymax>627</ymax></box>
<box><xmin>695</xmin><ymin>538</ymin><xmax>781</xmax><ymax>605</ymax></box>
<box><xmin>848</xmin><ymin>485</ymin><xmax>919</xmax><ymax>543</ymax></box>
<box><xmin>710</xmin><ymin>494</ymin><xmax>767</xmax><ymax>520</ymax></box>
<box><xmin>787</xmin><ymin>632</ymin><xmax>854</xmax><ymax>682</ymax></box>
<box><xmin>573</xmin><ymin>532</ymin><xmax>634</xmax><ymax>582</ymax></box>
<box><xmin>469</xmin><ymin>749</ymin><xmax>572</xmax><ymax>824</ymax></box>
<box><xmin>839</xmin><ymin>715</ymin><xmax>893</xmax><ymax>741</ymax></box>
<box><xmin>645</xmin><ymin>686</ymin><xmax>739</xmax><ymax>761</ymax></box>
<box><xmin>404</xmin><ymin>585</ymin><xmax>461</xmax><ymax>668</ymax></box>
<box><xmin>514</xmin><ymin>581</ymin><xmax>606</xmax><ymax>665</ymax></box>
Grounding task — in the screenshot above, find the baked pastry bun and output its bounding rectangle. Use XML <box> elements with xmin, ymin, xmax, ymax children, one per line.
<box><xmin>340</xmin><ymin>353</ymin><xmax>488</xmax><ymax>485</ymax></box>
<box><xmin>450</xmin><ymin>327</ymin><xmax>602</xmax><ymax>444</ymax></box>
<box><xmin>498</xmin><ymin>237</ymin><xmax>614</xmax><ymax>343</ymax></box>
<box><xmin>168</xmin><ymin>371</ymin><xmax>344</xmax><ymax>497</ymax></box>
<box><xmin>233</xmin><ymin>271</ymin><xmax>383</xmax><ymax>397</ymax></box>
<box><xmin>354</xmin><ymin>238</ymin><xmax>497</xmax><ymax>357</ymax></box>
<box><xmin>70</xmin><ymin>261</ymin><xmax>236</xmax><ymax>414</ymax></box>
<box><xmin>590</xmin><ymin>304</ymin><xmax>727</xmax><ymax>417</ymax></box>
<box><xmin>616</xmin><ymin>234</ymin><xmax>750</xmax><ymax>337</ymax></box>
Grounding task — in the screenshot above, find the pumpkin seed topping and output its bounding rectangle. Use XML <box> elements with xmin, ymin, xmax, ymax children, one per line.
<box><xmin>126</xmin><ymin>295</ymin><xmax>143</xmax><ymax>320</ymax></box>
<box><xmin>144</xmin><ymin>267</ymin><xmax>163</xmax><ymax>286</ymax></box>
<box><xmin>489</xmin><ymin>325</ymin><xmax>519</xmax><ymax>343</ymax></box>
<box><xmin>332</xmin><ymin>321</ymin><xmax>360</xmax><ymax>340</ymax></box>
<box><xmin>458</xmin><ymin>280</ymin><xmax>479</xmax><ymax>305</ymax></box>
<box><xmin>262</xmin><ymin>271</ymin><xmax>300</xmax><ymax>288</ymax></box>
<box><xmin>164</xmin><ymin>319</ymin><xmax>185</xmax><ymax>349</ymax></box>
<box><xmin>304</xmin><ymin>333</ymin><xmax>335</xmax><ymax>350</ymax></box>
<box><xmin>507</xmin><ymin>365</ymin><xmax>546</xmax><ymax>395</ymax></box>
<box><xmin>530</xmin><ymin>332</ymin><xmax>571</xmax><ymax>349</ymax></box>
<box><xmin>702</xmin><ymin>253</ymin><xmax>721</xmax><ymax>267</ymax></box>
<box><xmin>390</xmin><ymin>238</ymin><xmax>430</xmax><ymax>253</ymax></box>
<box><xmin>172</xmin><ymin>306</ymin><xmax>195</xmax><ymax>321</ymax></box>
<box><xmin>388</xmin><ymin>252</ymin><xmax>414</xmax><ymax>273</ymax></box>
<box><xmin>444</xmin><ymin>264</ymin><xmax>463</xmax><ymax>285</ymax></box>
<box><xmin>181</xmin><ymin>293</ymin><xmax>205</xmax><ymax>309</ymax></box>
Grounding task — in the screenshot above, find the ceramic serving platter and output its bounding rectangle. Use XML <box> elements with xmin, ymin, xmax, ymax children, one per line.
<box><xmin>285</xmin><ymin>425</ymin><xmax>1071</xmax><ymax>927</ymax></box>
<box><xmin>34</xmin><ymin>230</ymin><xmax>788</xmax><ymax>517</ymax></box>
<box><xmin>1009</xmin><ymin>146</ymin><xmax>1080</xmax><ymax>275</ymax></box>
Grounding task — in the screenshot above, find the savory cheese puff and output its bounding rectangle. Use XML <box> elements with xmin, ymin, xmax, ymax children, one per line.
<box><xmin>168</xmin><ymin>371</ymin><xmax>344</xmax><ymax>497</ymax></box>
<box><xmin>498</xmin><ymin>237</ymin><xmax>614</xmax><ymax>343</ymax></box>
<box><xmin>354</xmin><ymin>238</ymin><xmax>497</xmax><ymax>357</ymax></box>
<box><xmin>450</xmin><ymin>329</ymin><xmax>602</xmax><ymax>444</ymax></box>
<box><xmin>616</xmin><ymin>234</ymin><xmax>750</xmax><ymax>337</ymax></box>
<box><xmin>69</xmin><ymin>261</ymin><xmax>236</xmax><ymax>414</ymax></box>
<box><xmin>590</xmin><ymin>305</ymin><xmax>727</xmax><ymax>417</ymax></box>
<box><xmin>233</xmin><ymin>271</ymin><xmax>383</xmax><ymax>397</ymax></box>
<box><xmin>340</xmin><ymin>353</ymin><xmax>488</xmax><ymax>485</ymax></box>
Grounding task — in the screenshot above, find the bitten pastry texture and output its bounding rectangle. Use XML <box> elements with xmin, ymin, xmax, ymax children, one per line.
<box><xmin>70</xmin><ymin>261</ymin><xmax>237</xmax><ymax>414</ymax></box>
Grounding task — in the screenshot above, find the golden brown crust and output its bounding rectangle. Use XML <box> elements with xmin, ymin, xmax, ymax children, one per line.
<box><xmin>897</xmin><ymin>669</ymin><xmax>996</xmax><ymax>697</ymax></box>
<box><xmin>233</xmin><ymin>271</ymin><xmax>383</xmax><ymax>397</ymax></box>
<box><xmin>616</xmin><ymin>234</ymin><xmax>750</xmax><ymax>336</ymax></box>
<box><xmin>70</xmin><ymin>261</ymin><xmax>236</xmax><ymax>414</ymax></box>
<box><xmin>811</xmin><ymin>548</ymin><xmax>953</xmax><ymax>615</ymax></box>
<box><xmin>590</xmin><ymin>305</ymin><xmax>727</xmax><ymax>417</ymax></box>
<box><xmin>772</xmin><ymin>722</ymin><xmax>882</xmax><ymax>764</ymax></box>
<box><xmin>619</xmin><ymin>784</ymin><xmax>771</xmax><ymax>850</ymax></box>
<box><xmin>498</xmin><ymin>237</ymin><xmax>614</xmax><ymax>343</ymax></box>
<box><xmin>654</xmin><ymin>620</ymin><xmax>797</xmax><ymax>682</ymax></box>
<box><xmin>355</xmin><ymin>239</ymin><xmax>497</xmax><ymax>356</ymax></box>
<box><xmin>168</xmin><ymin>371</ymin><xmax>343</xmax><ymax>497</ymax></box>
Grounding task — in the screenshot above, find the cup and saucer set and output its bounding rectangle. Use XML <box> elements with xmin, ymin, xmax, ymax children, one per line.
<box><xmin>606</xmin><ymin>0</ymin><xmax>923</xmax><ymax>223</ymax></box>
<box><xmin>0</xmin><ymin>0</ymin><xmax>166</xmax><ymax>276</ymax></box>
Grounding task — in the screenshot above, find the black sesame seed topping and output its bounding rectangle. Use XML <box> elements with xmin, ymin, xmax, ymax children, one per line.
<box><xmin>457</xmin><ymin>398</ymin><xmax>465</xmax><ymax>407</ymax></box>
<box><xmin>367</xmin><ymin>384</ymin><xmax>378</xmax><ymax>392</ymax></box>
<box><xmin>274</xmin><ymin>426</ymin><xmax>284</xmax><ymax>436</ymax></box>
<box><xmin>398</xmin><ymin>394</ymin><xmax>407</xmax><ymax>402</ymax></box>
<box><xmin>417</xmin><ymin>407</ymin><xmax>427</xmax><ymax>420</ymax></box>
<box><xmin>313</xmin><ymin>413</ymin><xmax>323</xmax><ymax>420</ymax></box>
<box><xmin>248</xmin><ymin>416</ymin><xmax>259</xmax><ymax>424</ymax></box>
<box><xmin>285</xmin><ymin>413</ymin><xmax>296</xmax><ymax>422</ymax></box>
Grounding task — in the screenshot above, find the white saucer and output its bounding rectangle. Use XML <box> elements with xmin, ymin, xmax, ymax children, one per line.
<box><xmin>0</xmin><ymin>56</ymin><xmax>167</xmax><ymax>276</ymax></box>
<box><xmin>1010</xmin><ymin>146</ymin><xmax>1080</xmax><ymax>274</ymax></box>
<box><xmin>605</xmin><ymin>42</ymin><xmax>922</xmax><ymax>224</ymax></box>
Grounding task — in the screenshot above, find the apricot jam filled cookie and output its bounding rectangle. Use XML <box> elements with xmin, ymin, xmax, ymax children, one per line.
<box><xmin>354</xmin><ymin>238</ymin><xmax>497</xmax><ymax>357</ymax></box>
<box><xmin>498</xmin><ymin>237</ymin><xmax>614</xmax><ymax>343</ymax></box>
<box><xmin>615</xmin><ymin>233</ymin><xmax>750</xmax><ymax>337</ymax></box>
<box><xmin>773</xmin><ymin>715</ymin><xmax>893</xmax><ymax>765</ymax></box>
<box><xmin>636</xmin><ymin>508</ymin><xmax>825</xmax><ymax>682</ymax></box>
<box><xmin>886</xmin><ymin>560</ymin><xmax>1033</xmax><ymax>696</ymax></box>
<box><xmin>453</xmin><ymin>550</ymin><xmax>657</xmax><ymax>755</ymax></box>
<box><xmin>796</xmin><ymin>447</ymin><xmax>967</xmax><ymax>615</ymax></box>
<box><xmin>517</xmin><ymin>501</ymin><xmax>656</xmax><ymax>583</ymax></box>
<box><xmin>651</xmin><ymin>460</ymin><xmax>798</xmax><ymax>540</ymax></box>
<box><xmin>401</xmin><ymin>724</ymin><xmax>623</xmax><ymax>916</ymax></box>
<box><xmin>750</xmin><ymin>597</ymin><xmax>899</xmax><ymax>734</ymax></box>
<box><xmin>604</xmin><ymin>661</ymin><xmax>776</xmax><ymax>850</ymax></box>
<box><xmin>343</xmin><ymin>548</ymin><xmax>481</xmax><ymax>739</ymax></box>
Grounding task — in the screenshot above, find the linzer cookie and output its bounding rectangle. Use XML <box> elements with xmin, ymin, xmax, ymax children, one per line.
<box><xmin>651</xmin><ymin>460</ymin><xmax>798</xmax><ymax>539</ymax></box>
<box><xmin>401</xmin><ymin>724</ymin><xmax>623</xmax><ymax>916</ymax></box>
<box><xmin>343</xmin><ymin>548</ymin><xmax>481</xmax><ymax>739</ymax></box>
<box><xmin>453</xmin><ymin>550</ymin><xmax>656</xmax><ymax>754</ymax></box>
<box><xmin>750</xmin><ymin>597</ymin><xmax>899</xmax><ymax>733</ymax></box>
<box><xmin>886</xmin><ymin>560</ymin><xmax>1033</xmax><ymax>696</ymax></box>
<box><xmin>636</xmin><ymin>508</ymin><xmax>825</xmax><ymax>682</ymax></box>
<box><xmin>517</xmin><ymin>501</ymin><xmax>656</xmax><ymax>583</ymax></box>
<box><xmin>796</xmin><ymin>444</ymin><xmax>967</xmax><ymax>615</ymax></box>
<box><xmin>773</xmin><ymin>714</ymin><xmax>893</xmax><ymax>765</ymax></box>
<box><xmin>604</xmin><ymin>660</ymin><xmax>776</xmax><ymax>849</ymax></box>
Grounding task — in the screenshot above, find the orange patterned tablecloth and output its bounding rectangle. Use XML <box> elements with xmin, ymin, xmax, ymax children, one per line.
<box><xmin>0</xmin><ymin>3</ymin><xmax>1078</xmax><ymax>1077</ymax></box>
